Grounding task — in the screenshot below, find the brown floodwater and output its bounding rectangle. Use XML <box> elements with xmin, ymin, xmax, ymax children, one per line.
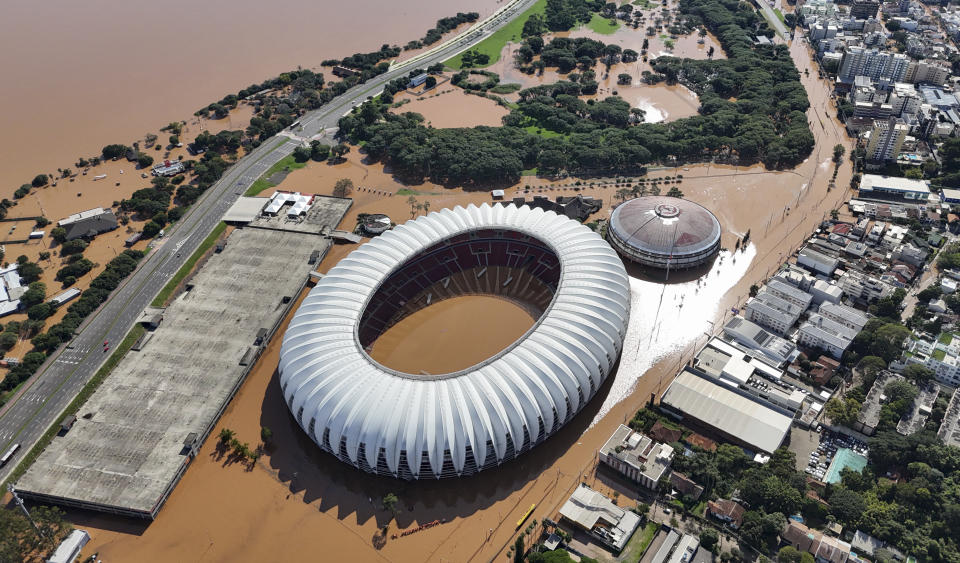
<box><xmin>390</xmin><ymin>87</ymin><xmax>508</xmax><ymax>128</ymax></box>
<box><xmin>0</xmin><ymin>0</ymin><xmax>499</xmax><ymax>197</ymax></box>
<box><xmin>60</xmin><ymin>16</ymin><xmax>862</xmax><ymax>563</ymax></box>
<box><xmin>368</xmin><ymin>295</ymin><xmax>535</xmax><ymax>374</ymax></box>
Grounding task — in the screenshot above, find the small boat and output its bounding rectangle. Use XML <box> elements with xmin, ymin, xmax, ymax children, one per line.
<box><xmin>93</xmin><ymin>174</ymin><xmax>107</xmax><ymax>180</ymax></box>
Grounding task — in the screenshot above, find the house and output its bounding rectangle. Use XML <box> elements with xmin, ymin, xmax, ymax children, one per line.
<box><xmin>810</xmin><ymin>356</ymin><xmax>841</xmax><ymax>386</ymax></box>
<box><xmin>650</xmin><ymin>420</ymin><xmax>682</xmax><ymax>444</ymax></box>
<box><xmin>57</xmin><ymin>208</ymin><xmax>118</xmax><ymax>241</ymax></box>
<box><xmin>669</xmin><ymin>471</ymin><xmax>704</xmax><ymax>500</ymax></box>
<box><xmin>706</xmin><ymin>498</ymin><xmax>745</xmax><ymax>529</ymax></box>
<box><xmin>782</xmin><ymin>520</ymin><xmax>852</xmax><ymax>563</ymax></box>
<box><xmin>598</xmin><ymin>425</ymin><xmax>674</xmax><ymax>490</ymax></box>
<box><xmin>558</xmin><ymin>484</ymin><xmax>641</xmax><ymax>553</ymax></box>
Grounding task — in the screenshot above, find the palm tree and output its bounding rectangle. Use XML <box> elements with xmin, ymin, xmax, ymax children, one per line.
<box><xmin>382</xmin><ymin>493</ymin><xmax>399</xmax><ymax>521</ymax></box>
<box><xmin>219</xmin><ymin>428</ymin><xmax>235</xmax><ymax>444</ymax></box>
<box><xmin>407</xmin><ymin>196</ymin><xmax>418</xmax><ymax>217</ymax></box>
<box><xmin>422</xmin><ymin>201</ymin><xmax>431</xmax><ymax>215</ymax></box>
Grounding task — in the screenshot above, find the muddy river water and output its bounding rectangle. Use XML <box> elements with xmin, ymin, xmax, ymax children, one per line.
<box><xmin>0</xmin><ymin>0</ymin><xmax>500</xmax><ymax>194</ymax></box>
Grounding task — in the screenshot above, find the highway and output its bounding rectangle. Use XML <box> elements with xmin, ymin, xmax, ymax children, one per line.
<box><xmin>0</xmin><ymin>0</ymin><xmax>539</xmax><ymax>485</ymax></box>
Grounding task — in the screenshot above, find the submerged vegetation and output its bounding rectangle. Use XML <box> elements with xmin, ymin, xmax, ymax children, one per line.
<box><xmin>338</xmin><ymin>0</ymin><xmax>812</xmax><ymax>186</ymax></box>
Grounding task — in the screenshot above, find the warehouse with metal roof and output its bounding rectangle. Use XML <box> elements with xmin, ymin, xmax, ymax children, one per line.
<box><xmin>659</xmin><ymin>368</ymin><xmax>794</xmax><ymax>454</ymax></box>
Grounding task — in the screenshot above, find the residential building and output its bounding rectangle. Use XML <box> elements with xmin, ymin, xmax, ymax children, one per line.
<box><xmin>598</xmin><ymin>425</ymin><xmax>674</xmax><ymax>489</ymax></box>
<box><xmin>783</xmin><ymin>520</ymin><xmax>852</xmax><ymax>563</ymax></box>
<box><xmin>906</xmin><ymin>60</ymin><xmax>950</xmax><ymax>86</ymax></box>
<box><xmin>838</xmin><ymin>47</ymin><xmax>909</xmax><ymax>83</ymax></box>
<box><xmin>866</xmin><ymin>118</ymin><xmax>909</xmax><ymax>163</ymax></box>
<box><xmin>745</xmin><ymin>290</ymin><xmax>804</xmax><ymax>335</ymax></box>
<box><xmin>903</xmin><ymin>333</ymin><xmax>960</xmax><ymax>387</ymax></box>
<box><xmin>858</xmin><ymin>173</ymin><xmax>930</xmax><ymax>201</ymax></box>
<box><xmin>766</xmin><ymin>279</ymin><xmax>815</xmax><ymax>310</ymax></box>
<box><xmin>839</xmin><ymin>269</ymin><xmax>893</xmax><ymax>304</ymax></box>
<box><xmin>798</xmin><ymin>247</ymin><xmax>841</xmax><ymax>276</ymax></box>
<box><xmin>57</xmin><ymin>207</ymin><xmax>119</xmax><ymax>241</ymax></box>
<box><xmin>891</xmin><ymin>242</ymin><xmax>927</xmax><ymax>267</ymax></box>
<box><xmin>669</xmin><ymin>471</ymin><xmax>705</xmax><ymax>500</ymax></box>
<box><xmin>850</xmin><ymin>0</ymin><xmax>880</xmax><ymax>18</ymax></box>
<box><xmin>855</xmin><ymin>371</ymin><xmax>904</xmax><ymax>435</ymax></box>
<box><xmin>707</xmin><ymin>499</ymin><xmax>746</xmax><ymax>529</ymax></box>
<box><xmin>817</xmin><ymin>302</ymin><xmax>870</xmax><ymax>332</ymax></box>
<box><xmin>938</xmin><ymin>389</ymin><xmax>960</xmax><ymax>448</ymax></box>
<box><xmin>722</xmin><ymin>316</ymin><xmax>799</xmax><ymax>366</ymax></box>
<box><xmin>889</xmin><ymin>82</ymin><xmax>922</xmax><ymax>116</ymax></box>
<box><xmin>558</xmin><ymin>484</ymin><xmax>641</xmax><ymax>552</ymax></box>
<box><xmin>798</xmin><ymin>314</ymin><xmax>859</xmax><ymax>359</ymax></box>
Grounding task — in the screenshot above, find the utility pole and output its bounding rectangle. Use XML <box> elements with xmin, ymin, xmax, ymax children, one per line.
<box><xmin>7</xmin><ymin>484</ymin><xmax>42</xmax><ymax>537</ymax></box>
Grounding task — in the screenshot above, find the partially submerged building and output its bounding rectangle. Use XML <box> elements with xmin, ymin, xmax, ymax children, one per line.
<box><xmin>598</xmin><ymin>425</ymin><xmax>674</xmax><ymax>489</ymax></box>
<box><xmin>558</xmin><ymin>484</ymin><xmax>641</xmax><ymax>552</ymax></box>
<box><xmin>659</xmin><ymin>368</ymin><xmax>794</xmax><ymax>455</ymax></box>
<box><xmin>57</xmin><ymin>208</ymin><xmax>118</xmax><ymax>241</ymax></box>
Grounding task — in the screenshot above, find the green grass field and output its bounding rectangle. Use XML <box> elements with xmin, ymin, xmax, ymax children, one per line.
<box><xmin>586</xmin><ymin>13</ymin><xmax>621</xmax><ymax>34</ymax></box>
<box><xmin>623</xmin><ymin>521</ymin><xmax>660</xmax><ymax>563</ymax></box>
<box><xmin>445</xmin><ymin>0</ymin><xmax>547</xmax><ymax>69</ymax></box>
<box><xmin>151</xmin><ymin>222</ymin><xmax>226</xmax><ymax>307</ymax></box>
<box><xmin>774</xmin><ymin>8</ymin><xmax>786</xmax><ymax>23</ymax></box>
<box><xmin>244</xmin><ymin>154</ymin><xmax>307</xmax><ymax>197</ymax></box>
<box><xmin>523</xmin><ymin>125</ymin><xmax>566</xmax><ymax>139</ymax></box>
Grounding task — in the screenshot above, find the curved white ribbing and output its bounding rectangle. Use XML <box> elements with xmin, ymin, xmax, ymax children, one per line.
<box><xmin>279</xmin><ymin>203</ymin><xmax>630</xmax><ymax>479</ymax></box>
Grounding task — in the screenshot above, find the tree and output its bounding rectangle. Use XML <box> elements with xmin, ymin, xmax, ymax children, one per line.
<box><xmin>825</xmin><ymin>397</ymin><xmax>862</xmax><ymax>426</ymax></box>
<box><xmin>617</xmin><ymin>73</ymin><xmax>633</xmax><ymax>85</ymax></box>
<box><xmin>778</xmin><ymin>546</ymin><xmax>814</xmax><ymax>563</ymax></box>
<box><xmin>407</xmin><ymin>196</ymin><xmax>419</xmax><ymax>217</ymax></box>
<box><xmin>142</xmin><ymin>220</ymin><xmax>162</xmax><ymax>238</ymax></box>
<box><xmin>219</xmin><ymin>428</ymin><xmax>235</xmax><ymax>443</ymax></box>
<box><xmin>829</xmin><ymin>487</ymin><xmax>867</xmax><ymax>526</ymax></box>
<box><xmin>137</xmin><ymin>152</ymin><xmax>154</xmax><ymax>169</ymax></box>
<box><xmin>310</xmin><ymin>141</ymin><xmax>330</xmax><ymax>161</ymax></box>
<box><xmin>902</xmin><ymin>364</ymin><xmax>934</xmax><ymax>383</ymax></box>
<box><xmin>293</xmin><ymin>145</ymin><xmax>312</xmax><ymax>163</ymax></box>
<box><xmin>32</xmin><ymin>174</ymin><xmax>49</xmax><ymax>188</ymax></box>
<box><xmin>514</xmin><ymin>535</ymin><xmax>525</xmax><ymax>563</ymax></box>
<box><xmin>749</xmin><ymin>284</ymin><xmax>760</xmax><ymax>297</ymax></box>
<box><xmin>666</xmin><ymin>187</ymin><xmax>684</xmax><ymax>198</ymax></box>
<box><xmin>0</xmin><ymin>332</ymin><xmax>18</xmax><ymax>352</ymax></box>
<box><xmin>144</xmin><ymin>132</ymin><xmax>158</xmax><ymax>147</ymax></box>
<box><xmin>331</xmin><ymin>143</ymin><xmax>351</xmax><ymax>162</ymax></box>
<box><xmin>333</xmin><ymin>178</ymin><xmax>354</xmax><ymax>198</ymax></box>
<box><xmin>425</xmin><ymin>76</ymin><xmax>437</xmax><ymax>89</ymax></box>
<box><xmin>382</xmin><ymin>493</ymin><xmax>399</xmax><ymax>519</ymax></box>
<box><xmin>260</xmin><ymin>426</ymin><xmax>273</xmax><ymax>442</ymax></box>
<box><xmin>833</xmin><ymin>144</ymin><xmax>846</xmax><ymax>164</ymax></box>
<box><xmin>169</xmin><ymin>134</ymin><xmax>180</xmax><ymax>146</ymax></box>
<box><xmin>700</xmin><ymin>527</ymin><xmax>719</xmax><ymax>550</ymax></box>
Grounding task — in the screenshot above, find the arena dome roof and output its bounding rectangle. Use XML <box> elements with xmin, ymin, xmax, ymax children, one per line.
<box><xmin>608</xmin><ymin>196</ymin><xmax>721</xmax><ymax>269</ymax></box>
<box><xmin>279</xmin><ymin>203</ymin><xmax>630</xmax><ymax>479</ymax></box>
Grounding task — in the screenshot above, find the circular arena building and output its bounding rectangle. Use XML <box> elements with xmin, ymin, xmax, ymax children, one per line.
<box><xmin>279</xmin><ymin>204</ymin><xmax>630</xmax><ymax>479</ymax></box>
<box><xmin>607</xmin><ymin>196</ymin><xmax>721</xmax><ymax>270</ymax></box>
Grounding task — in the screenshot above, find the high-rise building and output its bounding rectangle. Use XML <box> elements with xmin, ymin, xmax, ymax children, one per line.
<box><xmin>906</xmin><ymin>61</ymin><xmax>950</xmax><ymax>86</ymax></box>
<box><xmin>838</xmin><ymin>47</ymin><xmax>910</xmax><ymax>83</ymax></box>
<box><xmin>851</xmin><ymin>0</ymin><xmax>881</xmax><ymax>19</ymax></box>
<box><xmin>866</xmin><ymin>117</ymin><xmax>908</xmax><ymax>162</ymax></box>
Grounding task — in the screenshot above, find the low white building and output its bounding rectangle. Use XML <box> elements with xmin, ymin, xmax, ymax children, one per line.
<box><xmin>723</xmin><ymin>317</ymin><xmax>799</xmax><ymax>366</ymax></box>
<box><xmin>559</xmin><ymin>484</ymin><xmax>641</xmax><ymax>552</ymax></box>
<box><xmin>798</xmin><ymin>247</ymin><xmax>840</xmax><ymax>276</ymax></box>
<box><xmin>598</xmin><ymin>425</ymin><xmax>674</xmax><ymax>489</ymax></box>
<box><xmin>744</xmin><ymin>290</ymin><xmax>804</xmax><ymax>335</ymax></box>
<box><xmin>798</xmin><ymin>314</ymin><xmax>859</xmax><ymax>359</ymax></box>
<box><xmin>903</xmin><ymin>334</ymin><xmax>960</xmax><ymax>387</ymax></box>
<box><xmin>817</xmin><ymin>302</ymin><xmax>870</xmax><ymax>332</ymax></box>
<box><xmin>839</xmin><ymin>269</ymin><xmax>894</xmax><ymax>304</ymax></box>
<box><xmin>810</xmin><ymin>279</ymin><xmax>843</xmax><ymax>305</ymax></box>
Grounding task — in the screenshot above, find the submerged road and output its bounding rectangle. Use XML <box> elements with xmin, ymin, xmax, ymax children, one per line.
<box><xmin>0</xmin><ymin>0</ymin><xmax>539</xmax><ymax>484</ymax></box>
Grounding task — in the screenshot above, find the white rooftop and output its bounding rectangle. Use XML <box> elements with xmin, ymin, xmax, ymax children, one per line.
<box><xmin>559</xmin><ymin>484</ymin><xmax>641</xmax><ymax>551</ymax></box>
<box><xmin>58</xmin><ymin>207</ymin><xmax>110</xmax><ymax>226</ymax></box>
<box><xmin>860</xmin><ymin>174</ymin><xmax>931</xmax><ymax>194</ymax></box>
<box><xmin>661</xmin><ymin>369</ymin><xmax>793</xmax><ymax>454</ymax></box>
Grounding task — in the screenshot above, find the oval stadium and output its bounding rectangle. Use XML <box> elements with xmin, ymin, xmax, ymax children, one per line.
<box><xmin>279</xmin><ymin>203</ymin><xmax>630</xmax><ymax>479</ymax></box>
<box><xmin>607</xmin><ymin>196</ymin><xmax>722</xmax><ymax>270</ymax></box>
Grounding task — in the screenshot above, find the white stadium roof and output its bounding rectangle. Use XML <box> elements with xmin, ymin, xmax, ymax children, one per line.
<box><xmin>279</xmin><ymin>203</ymin><xmax>631</xmax><ymax>479</ymax></box>
<box><xmin>661</xmin><ymin>369</ymin><xmax>793</xmax><ymax>454</ymax></box>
